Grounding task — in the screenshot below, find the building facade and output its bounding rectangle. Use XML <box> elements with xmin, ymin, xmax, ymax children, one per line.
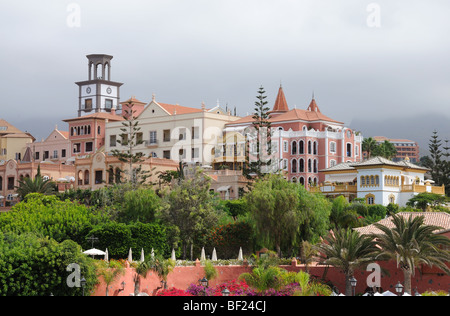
<box><xmin>0</xmin><ymin>119</ymin><xmax>35</xmax><ymax>162</ymax></box>
<box><xmin>25</xmin><ymin>126</ymin><xmax>71</xmax><ymax>164</ymax></box>
<box><xmin>214</xmin><ymin>86</ymin><xmax>363</xmax><ymax>188</ymax></box>
<box><xmin>105</xmin><ymin>95</ymin><xmax>241</xmax><ymax>166</ymax></box>
<box><xmin>316</xmin><ymin>156</ymin><xmax>445</xmax><ymax>206</ymax></box>
<box><xmin>373</xmin><ymin>136</ymin><xmax>420</xmax><ymax>163</ymax></box>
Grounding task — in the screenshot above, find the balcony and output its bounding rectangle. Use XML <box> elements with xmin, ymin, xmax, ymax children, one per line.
<box><xmin>145</xmin><ymin>140</ymin><xmax>158</xmax><ymax>148</ymax></box>
<box><xmin>401</xmin><ymin>184</ymin><xmax>445</xmax><ymax>195</ymax></box>
<box><xmin>311</xmin><ymin>183</ymin><xmax>358</xmax><ymax>194</ymax></box>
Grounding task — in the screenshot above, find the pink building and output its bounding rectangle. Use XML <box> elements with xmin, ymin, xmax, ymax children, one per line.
<box><xmin>25</xmin><ymin>126</ymin><xmax>71</xmax><ymax>164</ymax></box>
<box><xmin>63</xmin><ymin>112</ymin><xmax>124</xmax><ymax>158</ymax></box>
<box><xmin>221</xmin><ymin>86</ymin><xmax>363</xmax><ymax>187</ymax></box>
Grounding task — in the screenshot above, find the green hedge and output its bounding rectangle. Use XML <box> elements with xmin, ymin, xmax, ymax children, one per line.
<box><xmin>86</xmin><ymin>222</ymin><xmax>170</xmax><ymax>260</ymax></box>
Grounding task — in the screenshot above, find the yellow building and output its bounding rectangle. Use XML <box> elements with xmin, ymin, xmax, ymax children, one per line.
<box><xmin>0</xmin><ymin>119</ymin><xmax>35</xmax><ymax>162</ymax></box>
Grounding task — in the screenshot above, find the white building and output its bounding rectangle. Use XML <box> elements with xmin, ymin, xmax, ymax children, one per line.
<box><xmin>315</xmin><ymin>156</ymin><xmax>445</xmax><ymax>207</ymax></box>
<box><xmin>105</xmin><ymin>96</ymin><xmax>241</xmax><ymax>166</ymax></box>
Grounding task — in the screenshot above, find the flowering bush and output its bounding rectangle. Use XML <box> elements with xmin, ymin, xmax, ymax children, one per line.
<box><xmin>156</xmin><ymin>288</ymin><xmax>193</xmax><ymax>296</ymax></box>
<box><xmin>187</xmin><ymin>279</ymin><xmax>251</xmax><ymax>296</ymax></box>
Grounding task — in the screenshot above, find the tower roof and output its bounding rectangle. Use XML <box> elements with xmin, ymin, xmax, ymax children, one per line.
<box><xmin>271</xmin><ymin>85</ymin><xmax>289</xmax><ymax>113</ymax></box>
<box><xmin>307</xmin><ymin>98</ymin><xmax>321</xmax><ymax>113</ymax></box>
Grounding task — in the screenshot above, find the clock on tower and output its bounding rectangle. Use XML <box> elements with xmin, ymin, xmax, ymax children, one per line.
<box><xmin>75</xmin><ymin>54</ymin><xmax>123</xmax><ymax>117</ymax></box>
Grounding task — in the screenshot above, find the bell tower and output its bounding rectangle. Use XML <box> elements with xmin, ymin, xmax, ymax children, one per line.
<box><xmin>75</xmin><ymin>54</ymin><xmax>123</xmax><ymax>117</ymax></box>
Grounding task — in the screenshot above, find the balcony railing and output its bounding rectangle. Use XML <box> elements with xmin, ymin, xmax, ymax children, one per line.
<box><xmin>401</xmin><ymin>184</ymin><xmax>445</xmax><ymax>195</ymax></box>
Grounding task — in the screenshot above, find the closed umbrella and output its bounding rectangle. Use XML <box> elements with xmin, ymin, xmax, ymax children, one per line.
<box><xmin>128</xmin><ymin>248</ymin><xmax>133</xmax><ymax>262</ymax></box>
<box><xmin>201</xmin><ymin>247</ymin><xmax>206</xmax><ymax>261</ymax></box>
<box><xmin>151</xmin><ymin>248</ymin><xmax>155</xmax><ymax>259</ymax></box>
<box><xmin>171</xmin><ymin>249</ymin><xmax>176</xmax><ymax>261</ymax></box>
<box><xmin>140</xmin><ymin>249</ymin><xmax>145</xmax><ymax>262</ymax></box>
<box><xmin>104</xmin><ymin>248</ymin><xmax>109</xmax><ymax>262</ymax></box>
<box><xmin>238</xmin><ymin>247</ymin><xmax>243</xmax><ymax>261</ymax></box>
<box><xmin>212</xmin><ymin>248</ymin><xmax>217</xmax><ymax>261</ymax></box>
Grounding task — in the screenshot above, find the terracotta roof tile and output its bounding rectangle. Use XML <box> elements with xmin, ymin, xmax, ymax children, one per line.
<box><xmin>158</xmin><ymin>102</ymin><xmax>203</xmax><ymax>115</ymax></box>
<box><xmin>354</xmin><ymin>212</ymin><xmax>450</xmax><ymax>235</ymax></box>
<box><xmin>63</xmin><ymin>112</ymin><xmax>125</xmax><ymax>122</ymax></box>
<box><xmin>271</xmin><ymin>86</ymin><xmax>289</xmax><ymax>113</ymax></box>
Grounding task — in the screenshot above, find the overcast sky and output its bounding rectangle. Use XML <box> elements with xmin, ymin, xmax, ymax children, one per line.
<box><xmin>0</xmin><ymin>0</ymin><xmax>449</xmax><ymax>154</ymax></box>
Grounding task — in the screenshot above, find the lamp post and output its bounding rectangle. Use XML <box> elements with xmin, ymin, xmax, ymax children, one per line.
<box><xmin>349</xmin><ymin>277</ymin><xmax>357</xmax><ymax>296</ymax></box>
<box><xmin>199</xmin><ymin>277</ymin><xmax>209</xmax><ymax>296</ymax></box>
<box><xmin>222</xmin><ymin>288</ymin><xmax>230</xmax><ymax>297</ymax></box>
<box><xmin>80</xmin><ymin>277</ymin><xmax>86</xmax><ymax>297</ymax></box>
<box><xmin>395</xmin><ymin>282</ymin><xmax>404</xmax><ymax>296</ymax></box>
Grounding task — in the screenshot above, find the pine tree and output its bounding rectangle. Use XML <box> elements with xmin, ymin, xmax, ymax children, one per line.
<box><xmin>110</xmin><ymin>101</ymin><xmax>153</xmax><ymax>188</ymax></box>
<box><xmin>422</xmin><ymin>131</ymin><xmax>449</xmax><ymax>196</ymax></box>
<box><xmin>243</xmin><ymin>86</ymin><xmax>274</xmax><ymax>179</ymax></box>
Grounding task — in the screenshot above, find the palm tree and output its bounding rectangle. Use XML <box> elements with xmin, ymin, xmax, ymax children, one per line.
<box><xmin>16</xmin><ymin>166</ymin><xmax>55</xmax><ymax>200</ymax></box>
<box><xmin>314</xmin><ymin>229</ymin><xmax>378</xmax><ymax>296</ymax></box>
<box><xmin>362</xmin><ymin>137</ymin><xmax>377</xmax><ymax>160</ymax></box>
<box><xmin>149</xmin><ymin>255</ymin><xmax>175</xmax><ymax>290</ymax></box>
<box><xmin>132</xmin><ymin>260</ymin><xmax>152</xmax><ymax>296</ymax></box>
<box><xmin>95</xmin><ymin>259</ymin><xmax>126</xmax><ymax>297</ymax></box>
<box><xmin>372</xmin><ymin>214</ymin><xmax>450</xmax><ymax>294</ymax></box>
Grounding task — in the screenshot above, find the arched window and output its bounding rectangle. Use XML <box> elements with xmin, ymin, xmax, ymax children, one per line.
<box><xmin>313</xmin><ymin>141</ymin><xmax>318</xmax><ymax>155</ymax></box>
<box><xmin>84</xmin><ymin>170</ymin><xmax>90</xmax><ymax>185</ymax></box>
<box><xmin>308</xmin><ymin>159</ymin><xmax>312</xmax><ymax>173</ymax></box>
<box><xmin>292</xmin><ymin>177</ymin><xmax>297</xmax><ymax>183</ymax></box>
<box><xmin>299</xmin><ymin>177</ymin><xmax>305</xmax><ymax>186</ymax></box>
<box><xmin>292</xmin><ymin>141</ymin><xmax>297</xmax><ymax>155</ymax></box>
<box><xmin>308</xmin><ymin>141</ymin><xmax>312</xmax><ymax>154</ymax></box>
<box><xmin>365</xmin><ymin>194</ymin><xmax>375</xmax><ymax>205</ymax></box>
<box><xmin>299</xmin><ymin>140</ymin><xmax>304</xmax><ymax>154</ymax></box>
<box><xmin>299</xmin><ymin>159</ymin><xmax>304</xmax><ymax>173</ymax></box>
<box><xmin>292</xmin><ymin>159</ymin><xmax>297</xmax><ymax>173</ymax></box>
<box><xmin>346</xmin><ymin>143</ymin><xmax>352</xmax><ymax>157</ymax></box>
<box><xmin>361</xmin><ymin>176</ymin><xmax>365</xmax><ymax>186</ymax></box>
<box><xmin>313</xmin><ymin>159</ymin><xmax>318</xmax><ymax>173</ymax></box>
<box><xmin>108</xmin><ymin>168</ymin><xmax>114</xmax><ymax>184</ymax></box>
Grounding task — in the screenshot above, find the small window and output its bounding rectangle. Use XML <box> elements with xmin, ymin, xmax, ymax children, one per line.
<box><xmin>85</xmin><ymin>99</ymin><xmax>93</xmax><ymax>110</ymax></box>
<box><xmin>163</xmin><ymin>150</ymin><xmax>171</xmax><ymax>160</ymax></box>
<box><xmin>163</xmin><ymin>129</ymin><xmax>171</xmax><ymax>142</ymax></box>
<box><xmin>105</xmin><ymin>99</ymin><xmax>113</xmax><ymax>109</ymax></box>
<box><xmin>95</xmin><ymin>170</ymin><xmax>103</xmax><ymax>184</ymax></box>
<box><xmin>110</xmin><ymin>135</ymin><xmax>117</xmax><ymax>147</ymax></box>
<box><xmin>62</xmin><ymin>149</ymin><xmax>66</xmax><ymax>158</ymax></box>
<box><xmin>330</xmin><ymin>142</ymin><xmax>336</xmax><ymax>153</ymax></box>
<box><xmin>7</xmin><ymin>177</ymin><xmax>15</xmax><ymax>190</ymax></box>
<box><xmin>85</xmin><ymin>142</ymin><xmax>93</xmax><ymax>152</ymax></box>
<box><xmin>150</xmin><ymin>131</ymin><xmax>157</xmax><ymax>144</ymax></box>
<box><xmin>192</xmin><ymin>147</ymin><xmax>199</xmax><ymax>159</ymax></box>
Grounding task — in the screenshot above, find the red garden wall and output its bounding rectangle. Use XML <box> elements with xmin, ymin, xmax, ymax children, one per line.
<box><xmin>92</xmin><ymin>259</ymin><xmax>450</xmax><ymax>296</ymax></box>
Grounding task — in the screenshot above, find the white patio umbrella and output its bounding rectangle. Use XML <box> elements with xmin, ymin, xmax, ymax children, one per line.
<box><xmin>212</xmin><ymin>248</ymin><xmax>217</xmax><ymax>261</ymax></box>
<box><xmin>201</xmin><ymin>247</ymin><xmax>206</xmax><ymax>261</ymax></box>
<box><xmin>127</xmin><ymin>248</ymin><xmax>133</xmax><ymax>262</ymax></box>
<box><xmin>382</xmin><ymin>291</ymin><xmax>397</xmax><ymax>296</ymax></box>
<box><xmin>140</xmin><ymin>248</ymin><xmax>145</xmax><ymax>262</ymax></box>
<box><xmin>238</xmin><ymin>247</ymin><xmax>243</xmax><ymax>261</ymax></box>
<box><xmin>83</xmin><ymin>248</ymin><xmax>106</xmax><ymax>258</ymax></box>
